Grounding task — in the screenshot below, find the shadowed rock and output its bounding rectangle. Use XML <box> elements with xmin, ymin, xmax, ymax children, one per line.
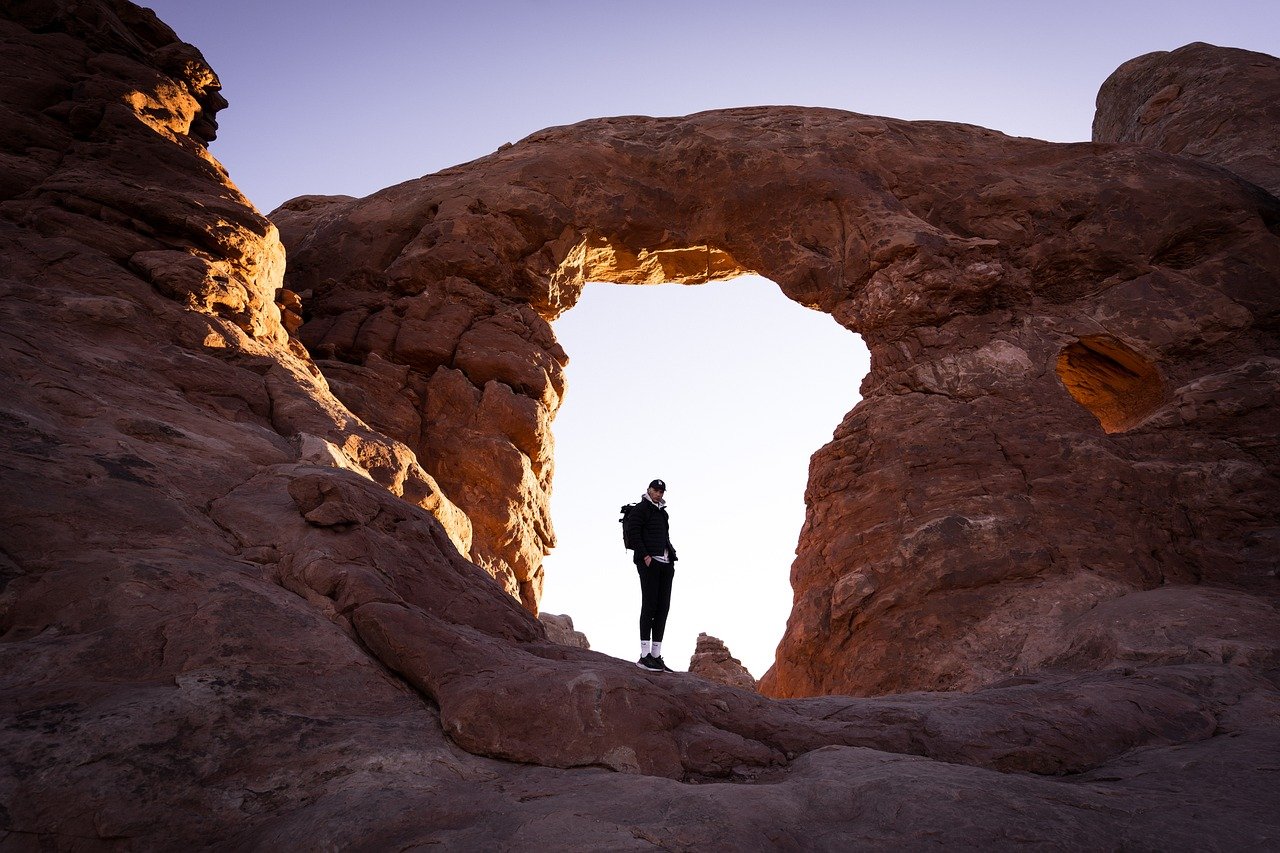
<box><xmin>1094</xmin><ymin>41</ymin><xmax>1280</xmax><ymax>197</ymax></box>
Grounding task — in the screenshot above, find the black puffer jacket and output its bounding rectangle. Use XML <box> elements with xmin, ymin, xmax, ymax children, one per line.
<box><xmin>623</xmin><ymin>497</ymin><xmax>677</xmax><ymax>564</ymax></box>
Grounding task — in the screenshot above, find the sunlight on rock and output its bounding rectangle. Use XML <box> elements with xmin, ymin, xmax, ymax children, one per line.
<box><xmin>1056</xmin><ymin>335</ymin><xmax>1165</xmax><ymax>433</ymax></box>
<box><xmin>555</xmin><ymin>234</ymin><xmax>753</xmax><ymax>287</ymax></box>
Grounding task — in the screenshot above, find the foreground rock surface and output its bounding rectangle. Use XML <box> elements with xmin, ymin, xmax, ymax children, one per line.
<box><xmin>0</xmin><ymin>5</ymin><xmax>1277</xmax><ymax>848</ymax></box>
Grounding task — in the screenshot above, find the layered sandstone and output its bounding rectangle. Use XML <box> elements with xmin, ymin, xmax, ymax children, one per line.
<box><xmin>689</xmin><ymin>633</ymin><xmax>757</xmax><ymax>690</ymax></box>
<box><xmin>1</xmin><ymin>3</ymin><xmax>1278</xmax><ymax>847</ymax></box>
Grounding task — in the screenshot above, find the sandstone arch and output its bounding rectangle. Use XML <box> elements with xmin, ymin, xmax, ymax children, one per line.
<box><xmin>276</xmin><ymin>103</ymin><xmax>1280</xmax><ymax>698</ymax></box>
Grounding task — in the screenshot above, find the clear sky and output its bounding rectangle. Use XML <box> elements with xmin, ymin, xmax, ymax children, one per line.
<box><xmin>146</xmin><ymin>0</ymin><xmax>1277</xmax><ymax>676</ymax></box>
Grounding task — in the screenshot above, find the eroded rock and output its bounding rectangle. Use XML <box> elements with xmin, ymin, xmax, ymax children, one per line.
<box><xmin>1094</xmin><ymin>41</ymin><xmax>1280</xmax><ymax>196</ymax></box>
<box><xmin>689</xmin><ymin>633</ymin><xmax>757</xmax><ymax>691</ymax></box>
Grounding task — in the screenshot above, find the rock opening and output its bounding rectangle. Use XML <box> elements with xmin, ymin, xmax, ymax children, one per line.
<box><xmin>539</xmin><ymin>274</ymin><xmax>866</xmax><ymax>675</ymax></box>
<box><xmin>1055</xmin><ymin>335</ymin><xmax>1165</xmax><ymax>433</ymax></box>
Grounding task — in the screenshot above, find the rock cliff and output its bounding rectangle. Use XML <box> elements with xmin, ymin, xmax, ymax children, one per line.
<box><xmin>1</xmin><ymin>4</ymin><xmax>1277</xmax><ymax>847</ymax></box>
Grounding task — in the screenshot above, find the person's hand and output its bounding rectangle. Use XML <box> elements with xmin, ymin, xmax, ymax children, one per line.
<box><xmin>644</xmin><ymin>555</ymin><xmax>652</xmax><ymax>566</ymax></box>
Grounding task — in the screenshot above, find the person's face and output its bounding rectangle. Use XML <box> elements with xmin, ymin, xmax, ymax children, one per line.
<box><xmin>648</xmin><ymin>487</ymin><xmax>665</xmax><ymax>502</ymax></box>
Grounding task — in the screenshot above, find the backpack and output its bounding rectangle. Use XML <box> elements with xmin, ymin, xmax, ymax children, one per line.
<box><xmin>619</xmin><ymin>502</ymin><xmax>639</xmax><ymax>549</ymax></box>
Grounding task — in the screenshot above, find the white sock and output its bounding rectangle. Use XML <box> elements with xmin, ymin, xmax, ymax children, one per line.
<box><xmin>651</xmin><ymin>641</ymin><xmax>662</xmax><ymax>658</ymax></box>
<box><xmin>640</xmin><ymin>640</ymin><xmax>651</xmax><ymax>657</ymax></box>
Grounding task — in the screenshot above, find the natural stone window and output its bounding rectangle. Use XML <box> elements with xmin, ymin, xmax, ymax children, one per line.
<box><xmin>1055</xmin><ymin>335</ymin><xmax>1165</xmax><ymax>433</ymax></box>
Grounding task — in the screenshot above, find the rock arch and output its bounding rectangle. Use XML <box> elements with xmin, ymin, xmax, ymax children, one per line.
<box><xmin>276</xmin><ymin>105</ymin><xmax>1279</xmax><ymax>697</ymax></box>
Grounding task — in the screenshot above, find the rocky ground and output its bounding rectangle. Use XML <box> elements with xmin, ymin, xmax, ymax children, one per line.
<box><xmin>1</xmin><ymin>2</ymin><xmax>1277</xmax><ymax>849</ymax></box>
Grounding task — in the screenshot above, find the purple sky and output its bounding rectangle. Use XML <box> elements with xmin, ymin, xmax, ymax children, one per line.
<box><xmin>152</xmin><ymin>0</ymin><xmax>1277</xmax><ymax>214</ymax></box>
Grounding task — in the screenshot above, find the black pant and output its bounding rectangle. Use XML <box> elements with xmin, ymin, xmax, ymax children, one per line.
<box><xmin>636</xmin><ymin>559</ymin><xmax>675</xmax><ymax>642</ymax></box>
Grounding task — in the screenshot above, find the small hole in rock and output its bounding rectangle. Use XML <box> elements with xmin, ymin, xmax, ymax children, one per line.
<box><xmin>1055</xmin><ymin>335</ymin><xmax>1164</xmax><ymax>433</ymax></box>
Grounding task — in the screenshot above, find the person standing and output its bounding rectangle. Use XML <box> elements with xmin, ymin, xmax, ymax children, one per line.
<box><xmin>623</xmin><ymin>478</ymin><xmax>677</xmax><ymax>672</ymax></box>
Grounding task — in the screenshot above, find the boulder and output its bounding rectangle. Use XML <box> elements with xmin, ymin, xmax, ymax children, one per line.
<box><xmin>689</xmin><ymin>633</ymin><xmax>757</xmax><ymax>691</ymax></box>
<box><xmin>1094</xmin><ymin>41</ymin><xmax>1280</xmax><ymax>197</ymax></box>
<box><xmin>539</xmin><ymin>612</ymin><xmax>590</xmax><ymax>649</ymax></box>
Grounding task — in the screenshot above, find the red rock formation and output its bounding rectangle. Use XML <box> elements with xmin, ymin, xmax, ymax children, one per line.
<box><xmin>1094</xmin><ymin>42</ymin><xmax>1280</xmax><ymax>197</ymax></box>
<box><xmin>689</xmin><ymin>633</ymin><xmax>757</xmax><ymax>690</ymax></box>
<box><xmin>539</xmin><ymin>612</ymin><xmax>590</xmax><ymax>648</ymax></box>
<box><xmin>273</xmin><ymin>196</ymin><xmax>564</xmax><ymax>607</ymax></box>
<box><xmin>1</xmin><ymin>3</ymin><xmax>1278</xmax><ymax>846</ymax></box>
<box><xmin>278</xmin><ymin>54</ymin><xmax>1280</xmax><ymax>699</ymax></box>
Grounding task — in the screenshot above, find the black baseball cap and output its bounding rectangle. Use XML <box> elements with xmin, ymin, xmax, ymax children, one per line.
<box><xmin>649</xmin><ymin>479</ymin><xmax>666</xmax><ymax>491</ymax></box>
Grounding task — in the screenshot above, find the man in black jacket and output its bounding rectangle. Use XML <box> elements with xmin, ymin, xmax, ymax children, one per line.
<box><xmin>623</xmin><ymin>478</ymin><xmax>678</xmax><ymax>672</ymax></box>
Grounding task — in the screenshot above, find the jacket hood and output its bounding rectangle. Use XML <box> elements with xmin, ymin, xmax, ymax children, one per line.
<box><xmin>641</xmin><ymin>493</ymin><xmax>667</xmax><ymax>509</ymax></box>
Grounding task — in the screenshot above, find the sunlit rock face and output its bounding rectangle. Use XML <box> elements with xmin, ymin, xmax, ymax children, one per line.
<box><xmin>3</xmin><ymin>3</ymin><xmax>1280</xmax><ymax>846</ymax></box>
<box><xmin>278</xmin><ymin>51</ymin><xmax>1280</xmax><ymax>698</ymax></box>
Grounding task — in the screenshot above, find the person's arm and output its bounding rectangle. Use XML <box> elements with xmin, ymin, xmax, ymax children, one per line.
<box><xmin>664</xmin><ymin>508</ymin><xmax>676</xmax><ymax>562</ymax></box>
